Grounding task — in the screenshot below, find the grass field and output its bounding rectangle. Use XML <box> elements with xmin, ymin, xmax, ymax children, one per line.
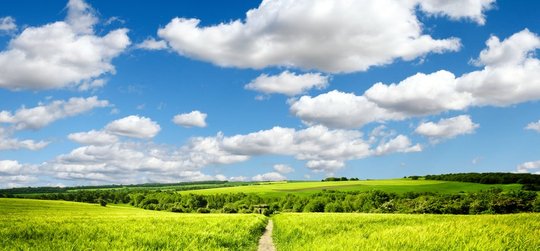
<box><xmin>0</xmin><ymin>198</ymin><xmax>267</xmax><ymax>251</ymax></box>
<box><xmin>178</xmin><ymin>179</ymin><xmax>522</xmax><ymax>197</ymax></box>
<box><xmin>273</xmin><ymin>213</ymin><xmax>540</xmax><ymax>250</ymax></box>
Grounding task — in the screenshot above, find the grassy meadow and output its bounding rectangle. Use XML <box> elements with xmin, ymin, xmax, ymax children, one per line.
<box><xmin>178</xmin><ymin>179</ymin><xmax>522</xmax><ymax>197</ymax></box>
<box><xmin>0</xmin><ymin>198</ymin><xmax>267</xmax><ymax>251</ymax></box>
<box><xmin>273</xmin><ymin>213</ymin><xmax>540</xmax><ymax>251</ymax></box>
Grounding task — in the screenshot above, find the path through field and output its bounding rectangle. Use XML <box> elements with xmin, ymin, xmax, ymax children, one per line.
<box><xmin>258</xmin><ymin>220</ymin><xmax>276</xmax><ymax>251</ymax></box>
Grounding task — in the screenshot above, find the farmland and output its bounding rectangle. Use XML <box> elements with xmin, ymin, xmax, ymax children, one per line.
<box><xmin>0</xmin><ymin>198</ymin><xmax>266</xmax><ymax>251</ymax></box>
<box><xmin>1</xmin><ymin>198</ymin><xmax>539</xmax><ymax>250</ymax></box>
<box><xmin>177</xmin><ymin>179</ymin><xmax>523</xmax><ymax>197</ymax></box>
<box><xmin>273</xmin><ymin>213</ymin><xmax>540</xmax><ymax>250</ymax></box>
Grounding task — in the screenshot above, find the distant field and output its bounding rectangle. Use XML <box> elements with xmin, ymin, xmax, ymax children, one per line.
<box><xmin>178</xmin><ymin>179</ymin><xmax>522</xmax><ymax>196</ymax></box>
<box><xmin>273</xmin><ymin>213</ymin><xmax>540</xmax><ymax>250</ymax></box>
<box><xmin>0</xmin><ymin>198</ymin><xmax>266</xmax><ymax>251</ymax></box>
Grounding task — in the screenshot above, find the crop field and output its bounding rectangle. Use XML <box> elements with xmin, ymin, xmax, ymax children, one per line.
<box><xmin>273</xmin><ymin>213</ymin><xmax>540</xmax><ymax>251</ymax></box>
<box><xmin>0</xmin><ymin>198</ymin><xmax>266</xmax><ymax>251</ymax></box>
<box><xmin>178</xmin><ymin>179</ymin><xmax>522</xmax><ymax>197</ymax></box>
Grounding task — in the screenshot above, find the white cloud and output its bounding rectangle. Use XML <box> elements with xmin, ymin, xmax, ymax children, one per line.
<box><xmin>365</xmin><ymin>70</ymin><xmax>473</xmax><ymax>116</ymax></box>
<box><xmin>245</xmin><ymin>71</ymin><xmax>328</xmax><ymax>96</ymax></box>
<box><xmin>0</xmin><ymin>0</ymin><xmax>130</xmax><ymax>90</ymax></box>
<box><xmin>0</xmin><ymin>137</ymin><xmax>49</xmax><ymax>151</ymax></box>
<box><xmin>415</xmin><ymin>115</ymin><xmax>479</xmax><ymax>141</ymax></box>
<box><xmin>0</xmin><ymin>160</ymin><xmax>39</xmax><ymax>188</ymax></box>
<box><xmin>172</xmin><ymin>111</ymin><xmax>207</xmax><ymax>128</ymax></box>
<box><xmin>0</xmin><ymin>16</ymin><xmax>16</xmax><ymax>32</ymax></box>
<box><xmin>136</xmin><ymin>38</ymin><xmax>168</xmax><ymax>50</ymax></box>
<box><xmin>68</xmin><ymin>130</ymin><xmax>118</xmax><ymax>145</ymax></box>
<box><xmin>252</xmin><ymin>172</ymin><xmax>286</xmax><ymax>181</ymax></box>
<box><xmin>290</xmin><ymin>90</ymin><xmax>403</xmax><ymax>128</ymax></box>
<box><xmin>105</xmin><ymin>115</ymin><xmax>161</xmax><ymax>139</ymax></box>
<box><xmin>0</xmin><ymin>127</ymin><xmax>49</xmax><ymax>151</ymax></box>
<box><xmin>0</xmin><ymin>175</ymin><xmax>38</xmax><ymax>188</ymax></box>
<box><xmin>306</xmin><ymin>160</ymin><xmax>344</xmax><ymax>173</ymax></box>
<box><xmin>291</xmin><ymin>29</ymin><xmax>540</xmax><ymax>129</ymax></box>
<box><xmin>457</xmin><ymin>29</ymin><xmax>540</xmax><ymax>106</ymax></box>
<box><xmin>374</xmin><ymin>135</ymin><xmax>422</xmax><ymax>155</ymax></box>
<box><xmin>525</xmin><ymin>120</ymin><xmax>540</xmax><ymax>133</ymax></box>
<box><xmin>516</xmin><ymin>160</ymin><xmax>540</xmax><ymax>174</ymax></box>
<box><xmin>417</xmin><ymin>0</ymin><xmax>495</xmax><ymax>25</ymax></box>
<box><xmin>0</xmin><ymin>96</ymin><xmax>109</xmax><ymax>130</ymax></box>
<box><xmin>158</xmin><ymin>0</ymin><xmax>465</xmax><ymax>73</ymax></box>
<box><xmin>273</xmin><ymin>164</ymin><xmax>294</xmax><ymax>174</ymax></box>
<box><xmin>0</xmin><ymin>160</ymin><xmax>23</xmax><ymax>174</ymax></box>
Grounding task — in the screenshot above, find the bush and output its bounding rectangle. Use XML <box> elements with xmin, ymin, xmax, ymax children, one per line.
<box><xmin>196</xmin><ymin>208</ymin><xmax>210</xmax><ymax>214</ymax></box>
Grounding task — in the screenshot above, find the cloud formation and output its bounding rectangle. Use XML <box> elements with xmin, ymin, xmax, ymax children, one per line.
<box><xmin>0</xmin><ymin>16</ymin><xmax>16</xmax><ymax>32</ymax></box>
<box><xmin>418</xmin><ymin>0</ymin><xmax>494</xmax><ymax>25</ymax></box>
<box><xmin>290</xmin><ymin>29</ymin><xmax>540</xmax><ymax>128</ymax></box>
<box><xmin>173</xmin><ymin>111</ymin><xmax>207</xmax><ymax>128</ymax></box>
<box><xmin>415</xmin><ymin>115</ymin><xmax>479</xmax><ymax>141</ymax></box>
<box><xmin>273</xmin><ymin>164</ymin><xmax>294</xmax><ymax>174</ymax></box>
<box><xmin>0</xmin><ymin>96</ymin><xmax>109</xmax><ymax>130</ymax></box>
<box><xmin>156</xmin><ymin>0</ymin><xmax>487</xmax><ymax>73</ymax></box>
<box><xmin>252</xmin><ymin>172</ymin><xmax>286</xmax><ymax>181</ymax></box>
<box><xmin>516</xmin><ymin>160</ymin><xmax>540</xmax><ymax>174</ymax></box>
<box><xmin>105</xmin><ymin>115</ymin><xmax>161</xmax><ymax>139</ymax></box>
<box><xmin>525</xmin><ymin>120</ymin><xmax>540</xmax><ymax>133</ymax></box>
<box><xmin>68</xmin><ymin>130</ymin><xmax>119</xmax><ymax>145</ymax></box>
<box><xmin>245</xmin><ymin>71</ymin><xmax>328</xmax><ymax>96</ymax></box>
<box><xmin>0</xmin><ymin>0</ymin><xmax>130</xmax><ymax>90</ymax></box>
<box><xmin>136</xmin><ymin>38</ymin><xmax>168</xmax><ymax>50</ymax></box>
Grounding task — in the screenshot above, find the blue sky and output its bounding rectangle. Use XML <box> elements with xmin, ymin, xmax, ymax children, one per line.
<box><xmin>0</xmin><ymin>0</ymin><xmax>539</xmax><ymax>187</ymax></box>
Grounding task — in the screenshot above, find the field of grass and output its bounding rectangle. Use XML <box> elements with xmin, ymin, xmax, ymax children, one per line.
<box><xmin>178</xmin><ymin>179</ymin><xmax>522</xmax><ymax>197</ymax></box>
<box><xmin>273</xmin><ymin>213</ymin><xmax>540</xmax><ymax>250</ymax></box>
<box><xmin>0</xmin><ymin>198</ymin><xmax>267</xmax><ymax>251</ymax></box>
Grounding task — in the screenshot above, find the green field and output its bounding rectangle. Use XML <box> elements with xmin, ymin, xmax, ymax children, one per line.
<box><xmin>273</xmin><ymin>213</ymin><xmax>540</xmax><ymax>250</ymax></box>
<box><xmin>0</xmin><ymin>198</ymin><xmax>266</xmax><ymax>251</ymax></box>
<box><xmin>178</xmin><ymin>179</ymin><xmax>522</xmax><ymax>196</ymax></box>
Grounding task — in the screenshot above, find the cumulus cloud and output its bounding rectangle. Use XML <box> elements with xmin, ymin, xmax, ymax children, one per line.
<box><xmin>0</xmin><ymin>16</ymin><xmax>16</xmax><ymax>32</ymax></box>
<box><xmin>525</xmin><ymin>120</ymin><xmax>540</xmax><ymax>133</ymax></box>
<box><xmin>516</xmin><ymin>160</ymin><xmax>540</xmax><ymax>174</ymax></box>
<box><xmin>68</xmin><ymin>130</ymin><xmax>118</xmax><ymax>145</ymax></box>
<box><xmin>290</xmin><ymin>90</ymin><xmax>404</xmax><ymax>128</ymax></box>
<box><xmin>0</xmin><ymin>96</ymin><xmax>109</xmax><ymax>130</ymax></box>
<box><xmin>417</xmin><ymin>0</ymin><xmax>495</xmax><ymax>25</ymax></box>
<box><xmin>365</xmin><ymin>71</ymin><xmax>473</xmax><ymax>116</ymax></box>
<box><xmin>0</xmin><ymin>160</ymin><xmax>23</xmax><ymax>174</ymax></box>
<box><xmin>374</xmin><ymin>135</ymin><xmax>422</xmax><ymax>155</ymax></box>
<box><xmin>245</xmin><ymin>71</ymin><xmax>328</xmax><ymax>96</ymax></box>
<box><xmin>306</xmin><ymin>160</ymin><xmax>344</xmax><ymax>173</ymax></box>
<box><xmin>0</xmin><ymin>0</ymin><xmax>130</xmax><ymax>90</ymax></box>
<box><xmin>157</xmin><ymin>0</ymin><xmax>472</xmax><ymax>73</ymax></box>
<box><xmin>252</xmin><ymin>172</ymin><xmax>286</xmax><ymax>181</ymax></box>
<box><xmin>136</xmin><ymin>38</ymin><xmax>168</xmax><ymax>50</ymax></box>
<box><xmin>105</xmin><ymin>115</ymin><xmax>161</xmax><ymax>139</ymax></box>
<box><xmin>35</xmin><ymin>122</ymin><xmax>422</xmax><ymax>184</ymax></box>
<box><xmin>219</xmin><ymin>125</ymin><xmax>420</xmax><ymax>172</ymax></box>
<box><xmin>0</xmin><ymin>136</ymin><xmax>49</xmax><ymax>151</ymax></box>
<box><xmin>458</xmin><ymin>29</ymin><xmax>540</xmax><ymax>106</ymax></box>
<box><xmin>291</xmin><ymin>29</ymin><xmax>540</xmax><ymax>129</ymax></box>
<box><xmin>0</xmin><ymin>160</ymin><xmax>39</xmax><ymax>188</ymax></box>
<box><xmin>273</xmin><ymin>164</ymin><xmax>294</xmax><ymax>174</ymax></box>
<box><xmin>415</xmin><ymin>115</ymin><xmax>479</xmax><ymax>141</ymax></box>
<box><xmin>172</xmin><ymin>111</ymin><xmax>207</xmax><ymax>128</ymax></box>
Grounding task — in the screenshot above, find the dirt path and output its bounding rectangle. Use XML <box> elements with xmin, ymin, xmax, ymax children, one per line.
<box><xmin>258</xmin><ymin>219</ymin><xmax>276</xmax><ymax>251</ymax></box>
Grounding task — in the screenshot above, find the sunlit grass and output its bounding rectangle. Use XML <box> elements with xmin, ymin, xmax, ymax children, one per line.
<box><xmin>0</xmin><ymin>198</ymin><xmax>267</xmax><ymax>251</ymax></box>
<box><xmin>273</xmin><ymin>213</ymin><xmax>540</xmax><ymax>251</ymax></box>
<box><xmin>178</xmin><ymin>179</ymin><xmax>521</xmax><ymax>197</ymax></box>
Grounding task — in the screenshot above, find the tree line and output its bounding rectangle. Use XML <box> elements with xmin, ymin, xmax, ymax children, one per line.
<box><xmin>5</xmin><ymin>187</ymin><xmax>539</xmax><ymax>215</ymax></box>
<box><xmin>423</xmin><ymin>173</ymin><xmax>540</xmax><ymax>190</ymax></box>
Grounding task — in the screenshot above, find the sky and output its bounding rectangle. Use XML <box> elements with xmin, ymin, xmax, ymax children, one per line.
<box><xmin>0</xmin><ymin>0</ymin><xmax>539</xmax><ymax>188</ymax></box>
